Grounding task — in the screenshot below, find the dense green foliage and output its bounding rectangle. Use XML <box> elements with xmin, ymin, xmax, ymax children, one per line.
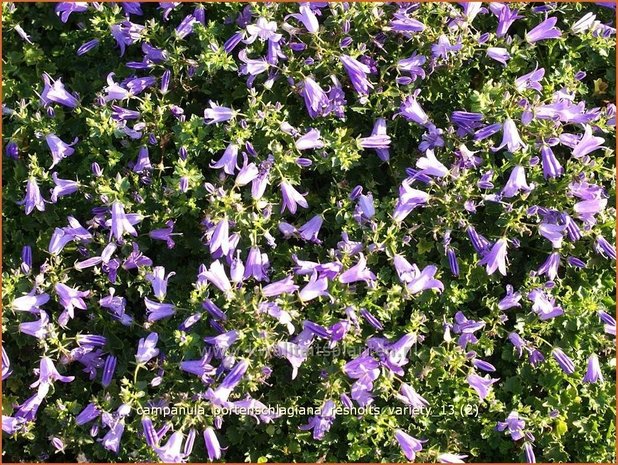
<box><xmin>2</xmin><ymin>2</ymin><xmax>616</xmax><ymax>463</ymax></box>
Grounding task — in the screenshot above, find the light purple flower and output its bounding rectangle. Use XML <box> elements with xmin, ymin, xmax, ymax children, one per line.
<box><xmin>487</xmin><ymin>47</ymin><xmax>511</xmax><ymax>65</ymax></box>
<box><xmin>104</xmin><ymin>73</ymin><xmax>130</xmax><ymax>101</ymax></box>
<box><xmin>30</xmin><ymin>356</ymin><xmax>75</xmax><ymax>392</ymax></box>
<box><xmin>396</xmin><ymin>383</ymin><xmax>429</xmax><ymax>410</ymax></box>
<box><xmin>393</xmin><ymin>181</ymin><xmax>429</xmax><ymax>222</ymax></box>
<box><xmin>20</xmin><ymin>178</ymin><xmax>46</xmax><ymax>215</ymax></box>
<box><xmin>353</xmin><ymin>193</ymin><xmax>375</xmax><ymax>222</ymax></box>
<box><xmin>50</xmin><ymin>173</ymin><xmax>79</xmax><ymax>202</ymax></box>
<box><xmin>40</xmin><ymin>73</ymin><xmax>79</xmax><ymax>108</ymax></box>
<box><xmin>149</xmin><ymin>220</ymin><xmax>180</xmax><ymax>249</ymax></box>
<box><xmin>109</xmin><ymin>201</ymin><xmax>141</xmax><ymax>240</ymax></box>
<box><xmin>478</xmin><ymin>238</ymin><xmax>508</xmax><ymax>275</ymax></box>
<box><xmin>524</xmin><ymin>442</ymin><xmax>536</xmax><ymax>463</ymax></box>
<box><xmin>364</xmin><ymin>118</ymin><xmax>390</xmax><ymax>161</ymax></box>
<box><xmin>540</xmin><ymin>145</ymin><xmax>563</xmax><ymax>179</ymax></box>
<box><xmin>467</xmin><ymin>373</ymin><xmax>499</xmax><ymax>400</ymax></box>
<box><xmin>572</xmin><ymin>125</ymin><xmax>605</xmax><ymax>158</ymax></box>
<box><xmin>340</xmin><ymin>54</ymin><xmax>373</xmax><ymax>95</ymax></box>
<box><xmin>301</xmin><ymin>77</ymin><xmax>329</xmax><ymax>118</ymax></box>
<box><xmin>101</xmin><ymin>355</ymin><xmax>117</xmax><ymax>387</ymax></box>
<box><xmin>538</xmin><ymin>222</ymin><xmax>567</xmax><ymax>248</ymax></box>
<box><xmin>502</xmin><ymin>165</ymin><xmax>532</xmax><ymax>198</ymax></box>
<box><xmin>176</xmin><ymin>14</ymin><xmax>197</xmax><ymax>39</ymax></box>
<box><xmin>295</xmin><ymin>129</ymin><xmax>324</xmax><ymax>151</ymax></box>
<box><xmin>136</xmin><ymin>332</ymin><xmax>160</xmax><ymax>364</ymax></box>
<box><xmin>398</xmin><ymin>93</ymin><xmax>429</xmax><ymax>125</ymax></box>
<box><xmin>207</xmin><ymin>359</ymin><xmax>249</xmax><ymax>406</ymax></box>
<box><xmin>498</xmin><ymin>285</ymin><xmax>522</xmax><ymax>311</ymax></box>
<box><xmin>438</xmin><ymin>453</ymin><xmax>468</xmax><ymax>463</ymax></box>
<box><xmin>204</xmin><ymin>101</ymin><xmax>234</xmax><ymax>124</ymax></box>
<box><xmin>152</xmin><ymin>431</ymin><xmax>190</xmax><ymax>463</ymax></box>
<box><xmin>276</xmin><ymin>341</ymin><xmax>309</xmax><ymax>380</ymax></box>
<box><xmin>298</xmin><ymin>215</ymin><xmax>323</xmax><ymax>243</ymax></box>
<box><xmin>46</xmin><ymin>134</ymin><xmax>78</xmax><ymax>168</ymax></box>
<box><xmin>110</xmin><ymin>20</ymin><xmax>144</xmax><ymax>56</ymax></box>
<box><xmin>125</xmin><ymin>76</ymin><xmax>156</xmax><ymax>96</ymax></box>
<box><xmin>360</xmin><ymin>308</ymin><xmax>383</xmax><ymax>330</ymax></box>
<box><xmin>583</xmin><ymin>353</ymin><xmax>603</xmax><ymax>383</ymax></box>
<box><xmin>280</xmin><ymin>181</ymin><xmax>309</xmax><ymax>214</ymax></box>
<box><xmin>210</xmin><ymin>143</ymin><xmax>239</xmax><ymax>175</ymax></box>
<box><xmin>238</xmin><ymin>49</ymin><xmax>269</xmax><ymax>86</ymax></box>
<box><xmin>595</xmin><ymin>236</ymin><xmax>616</xmax><ymax>260</ymax></box>
<box><xmin>417</xmin><ymin>149</ymin><xmax>448</xmax><ymax>177</ymax></box>
<box><xmin>497</xmin><ymin>411</ymin><xmax>526</xmax><ymax>441</ymax></box>
<box><xmin>526</xmin><ymin>17</ymin><xmax>562</xmax><ymax>43</ymax></box>
<box><xmin>76</xmin><ymin>403</ymin><xmax>101</xmax><ymax>426</ymax></box>
<box><xmin>299</xmin><ymin>399</ymin><xmax>336</xmax><ymax>440</ymax></box>
<box><xmin>390</xmin><ymin>12</ymin><xmax>425</xmax><ymax>34</ymax></box>
<box><xmin>146</xmin><ymin>266</ymin><xmax>175</xmax><ymax>301</ymax></box>
<box><xmin>204</xmin><ymin>427</ymin><xmax>222</xmax><ymax>460</ymax></box>
<box><xmin>133</xmin><ymin>146</ymin><xmax>152</xmax><ymax>173</ymax></box>
<box><xmin>407</xmin><ymin>264</ymin><xmax>444</xmax><ymax>294</ymax></box>
<box><xmin>571</xmin><ymin>12</ymin><xmax>597</xmax><ymax>34</ymax></box>
<box><xmin>262</xmin><ymin>275</ymin><xmax>299</xmax><ymax>297</ymax></box>
<box><xmin>144</xmin><ymin>298</ymin><xmax>176</xmax><ymax>322</ymax></box>
<box><xmin>495</xmin><ymin>4</ymin><xmax>521</xmax><ymax>37</ymax></box>
<box><xmin>431</xmin><ymin>34</ymin><xmax>462</xmax><ymax>60</ymax></box>
<box><xmin>493</xmin><ymin>118</ymin><xmax>527</xmax><ymax>152</ymax></box>
<box><xmin>235</xmin><ymin>159</ymin><xmax>259</xmax><ymax>186</ymax></box>
<box><xmin>515</xmin><ymin>67</ymin><xmax>545</xmax><ymax>92</ymax></box>
<box><xmin>536</xmin><ymin>252</ymin><xmax>560</xmax><ymax>280</ymax></box>
<box><xmin>299</xmin><ymin>272</ymin><xmax>330</xmax><ymax>302</ymax></box>
<box><xmin>394</xmin><ymin>429</ymin><xmax>426</xmax><ymax>461</ymax></box>
<box><xmin>55</xmin><ymin>2</ymin><xmax>88</xmax><ymax>22</ymax></box>
<box><xmin>397</xmin><ymin>53</ymin><xmax>426</xmax><ymax>82</ymax></box>
<box><xmin>245</xmin><ymin>17</ymin><xmax>282</xmax><ymax>43</ymax></box>
<box><xmin>289</xmin><ymin>5</ymin><xmax>320</xmax><ymax>34</ymax></box>
<box><xmin>551</xmin><ymin>348</ymin><xmax>575</xmax><ymax>374</ymax></box>
<box><xmin>55</xmin><ymin>282</ymin><xmax>89</xmax><ymax>316</ymax></box>
<box><xmin>2</xmin><ymin>347</ymin><xmax>11</xmax><ymax>380</ymax></box>
<box><xmin>339</xmin><ymin>254</ymin><xmax>376</xmax><ymax>285</ymax></box>
<box><xmin>243</xmin><ymin>246</ymin><xmax>269</xmax><ymax>282</ymax></box>
<box><xmin>209</xmin><ymin>218</ymin><xmax>230</xmax><ymax>256</ymax></box>
<box><xmin>200</xmin><ymin>260</ymin><xmax>232</xmax><ymax>295</ymax></box>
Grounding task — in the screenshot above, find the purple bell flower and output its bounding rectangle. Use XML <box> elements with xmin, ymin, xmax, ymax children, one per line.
<box><xmin>39</xmin><ymin>73</ymin><xmax>79</xmax><ymax>108</ymax></box>
<box><xmin>487</xmin><ymin>47</ymin><xmax>511</xmax><ymax>65</ymax></box>
<box><xmin>340</xmin><ymin>54</ymin><xmax>373</xmax><ymax>95</ymax></box>
<box><xmin>20</xmin><ymin>178</ymin><xmax>46</xmax><ymax>215</ymax></box>
<box><xmin>583</xmin><ymin>353</ymin><xmax>603</xmax><ymax>383</ymax></box>
<box><xmin>493</xmin><ymin>118</ymin><xmax>527</xmax><ymax>152</ymax></box>
<box><xmin>288</xmin><ymin>4</ymin><xmax>320</xmax><ymax>34</ymax></box>
<box><xmin>204</xmin><ymin>101</ymin><xmax>234</xmax><ymax>124</ymax></box>
<box><xmin>210</xmin><ymin>143</ymin><xmax>239</xmax><ymax>175</ymax></box>
<box><xmin>467</xmin><ymin>373</ymin><xmax>499</xmax><ymax>400</ymax></box>
<box><xmin>136</xmin><ymin>332</ymin><xmax>160</xmax><ymax>364</ymax></box>
<box><xmin>46</xmin><ymin>134</ymin><xmax>78</xmax><ymax>168</ymax></box>
<box><xmin>280</xmin><ymin>181</ymin><xmax>309</xmax><ymax>214</ymax></box>
<box><xmin>551</xmin><ymin>348</ymin><xmax>575</xmax><ymax>374</ymax></box>
<box><xmin>478</xmin><ymin>238</ymin><xmax>508</xmax><ymax>275</ymax></box>
<box><xmin>204</xmin><ymin>427</ymin><xmax>222</xmax><ymax>460</ymax></box>
<box><xmin>526</xmin><ymin>17</ymin><xmax>562</xmax><ymax>43</ymax></box>
<box><xmin>398</xmin><ymin>92</ymin><xmax>429</xmax><ymax>125</ymax></box>
<box><xmin>295</xmin><ymin>128</ymin><xmax>324</xmax><ymax>151</ymax></box>
<box><xmin>394</xmin><ymin>429</ymin><xmax>426</xmax><ymax>461</ymax></box>
<box><xmin>496</xmin><ymin>411</ymin><xmax>526</xmax><ymax>441</ymax></box>
<box><xmin>498</xmin><ymin>285</ymin><xmax>522</xmax><ymax>310</ymax></box>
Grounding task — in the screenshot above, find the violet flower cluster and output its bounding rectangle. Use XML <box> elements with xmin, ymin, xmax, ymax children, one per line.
<box><xmin>2</xmin><ymin>2</ymin><xmax>616</xmax><ymax>463</ymax></box>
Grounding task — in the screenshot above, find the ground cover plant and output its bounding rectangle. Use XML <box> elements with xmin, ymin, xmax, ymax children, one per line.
<box><xmin>2</xmin><ymin>1</ymin><xmax>616</xmax><ymax>463</ymax></box>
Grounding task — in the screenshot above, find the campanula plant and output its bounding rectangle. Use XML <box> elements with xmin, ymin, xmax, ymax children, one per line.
<box><xmin>2</xmin><ymin>2</ymin><xmax>616</xmax><ymax>463</ymax></box>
